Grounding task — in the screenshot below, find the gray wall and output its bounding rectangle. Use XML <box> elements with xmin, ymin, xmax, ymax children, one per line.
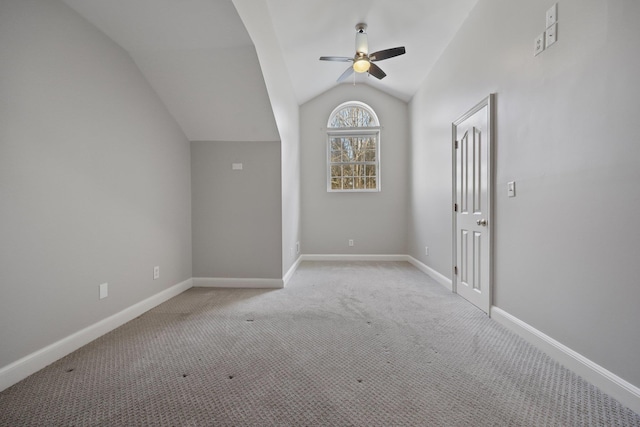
<box><xmin>409</xmin><ymin>0</ymin><xmax>640</xmax><ymax>387</ymax></box>
<box><xmin>132</xmin><ymin>45</ymin><xmax>281</xmax><ymax>142</ymax></box>
<box><xmin>0</xmin><ymin>0</ymin><xmax>192</xmax><ymax>368</ymax></box>
<box><xmin>301</xmin><ymin>84</ymin><xmax>409</xmax><ymax>255</ymax></box>
<box><xmin>191</xmin><ymin>141</ymin><xmax>282</xmax><ymax>279</ymax></box>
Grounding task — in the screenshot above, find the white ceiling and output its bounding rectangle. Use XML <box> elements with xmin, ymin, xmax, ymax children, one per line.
<box><xmin>61</xmin><ymin>0</ymin><xmax>479</xmax><ymax>140</ymax></box>
<box><xmin>266</xmin><ymin>0</ymin><xmax>480</xmax><ymax>104</ymax></box>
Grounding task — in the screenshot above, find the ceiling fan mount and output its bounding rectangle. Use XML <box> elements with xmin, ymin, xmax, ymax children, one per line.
<box><xmin>320</xmin><ymin>23</ymin><xmax>406</xmax><ymax>82</ymax></box>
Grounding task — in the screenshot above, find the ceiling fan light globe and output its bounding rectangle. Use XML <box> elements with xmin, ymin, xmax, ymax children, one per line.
<box><xmin>353</xmin><ymin>58</ymin><xmax>371</xmax><ymax>73</ymax></box>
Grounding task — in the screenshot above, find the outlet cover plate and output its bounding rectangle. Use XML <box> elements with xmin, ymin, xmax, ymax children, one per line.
<box><xmin>534</xmin><ymin>32</ymin><xmax>545</xmax><ymax>56</ymax></box>
<box><xmin>546</xmin><ymin>23</ymin><xmax>557</xmax><ymax>48</ymax></box>
<box><xmin>546</xmin><ymin>3</ymin><xmax>558</xmax><ymax>28</ymax></box>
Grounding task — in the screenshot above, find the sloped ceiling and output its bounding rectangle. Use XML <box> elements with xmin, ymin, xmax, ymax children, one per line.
<box><xmin>61</xmin><ymin>0</ymin><xmax>280</xmax><ymax>142</ymax></box>
<box><xmin>62</xmin><ymin>0</ymin><xmax>480</xmax><ymax>141</ymax></box>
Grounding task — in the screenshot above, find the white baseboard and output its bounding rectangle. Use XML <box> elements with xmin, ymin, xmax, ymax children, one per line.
<box><xmin>0</xmin><ymin>278</ymin><xmax>193</xmax><ymax>393</ymax></box>
<box><xmin>406</xmin><ymin>256</ymin><xmax>453</xmax><ymax>291</ymax></box>
<box><xmin>9</xmin><ymin>266</ymin><xmax>636</xmax><ymax>417</ymax></box>
<box><xmin>492</xmin><ymin>307</ymin><xmax>640</xmax><ymax>415</ymax></box>
<box><xmin>193</xmin><ymin>277</ymin><xmax>283</xmax><ymax>289</ymax></box>
<box><xmin>283</xmin><ymin>255</ymin><xmax>302</xmax><ymax>287</ymax></box>
<box><xmin>301</xmin><ymin>254</ymin><xmax>407</xmax><ymax>262</ymax></box>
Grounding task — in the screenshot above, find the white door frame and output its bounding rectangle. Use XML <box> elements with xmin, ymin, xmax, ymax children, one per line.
<box><xmin>451</xmin><ymin>94</ymin><xmax>495</xmax><ymax>315</ymax></box>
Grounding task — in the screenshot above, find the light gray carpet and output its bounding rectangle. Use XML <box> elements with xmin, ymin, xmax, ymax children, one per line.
<box><xmin>1</xmin><ymin>261</ymin><xmax>639</xmax><ymax>426</ymax></box>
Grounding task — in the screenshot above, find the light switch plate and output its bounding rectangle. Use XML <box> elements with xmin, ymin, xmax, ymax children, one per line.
<box><xmin>232</xmin><ymin>163</ymin><xmax>243</xmax><ymax>170</ymax></box>
<box><xmin>99</xmin><ymin>282</ymin><xmax>108</xmax><ymax>299</ymax></box>
<box><xmin>534</xmin><ymin>32</ymin><xmax>545</xmax><ymax>56</ymax></box>
<box><xmin>546</xmin><ymin>3</ymin><xmax>558</xmax><ymax>28</ymax></box>
<box><xmin>546</xmin><ymin>23</ymin><xmax>557</xmax><ymax>48</ymax></box>
<box><xmin>507</xmin><ymin>181</ymin><xmax>516</xmax><ymax>198</ymax></box>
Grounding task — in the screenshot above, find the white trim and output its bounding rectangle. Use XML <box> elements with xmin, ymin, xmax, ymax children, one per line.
<box><xmin>326</xmin><ymin>130</ymin><xmax>381</xmax><ymax>193</ymax></box>
<box><xmin>192</xmin><ymin>277</ymin><xmax>283</xmax><ymax>289</ymax></box>
<box><xmin>283</xmin><ymin>255</ymin><xmax>303</xmax><ymax>287</ymax></box>
<box><xmin>326</xmin><ymin>101</ymin><xmax>381</xmax><ymax>193</ymax></box>
<box><xmin>407</xmin><ymin>256</ymin><xmax>453</xmax><ymax>291</ymax></box>
<box><xmin>492</xmin><ymin>307</ymin><xmax>640</xmax><ymax>415</ymax></box>
<box><xmin>0</xmin><ymin>278</ymin><xmax>193</xmax><ymax>392</ymax></box>
<box><xmin>301</xmin><ymin>254</ymin><xmax>407</xmax><ymax>262</ymax></box>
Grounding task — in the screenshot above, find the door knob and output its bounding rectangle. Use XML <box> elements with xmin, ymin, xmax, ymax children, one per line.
<box><xmin>476</xmin><ymin>218</ymin><xmax>487</xmax><ymax>226</ymax></box>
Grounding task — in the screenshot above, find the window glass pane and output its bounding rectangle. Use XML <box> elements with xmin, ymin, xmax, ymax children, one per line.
<box><xmin>329</xmin><ymin>106</ymin><xmax>375</xmax><ymax>128</ymax></box>
<box><xmin>353</xmin><ymin>141</ymin><xmax>366</xmax><ymax>161</ymax></box>
<box><xmin>327</xmin><ymin>102</ymin><xmax>379</xmax><ymax>191</ymax></box>
<box><xmin>342</xmin><ymin>140</ymin><xmax>355</xmax><ymax>161</ymax></box>
<box><xmin>330</xmin><ymin>151</ymin><xmax>341</xmax><ymax>163</ymax></box>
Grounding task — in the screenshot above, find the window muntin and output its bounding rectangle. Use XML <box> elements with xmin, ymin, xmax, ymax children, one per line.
<box><xmin>329</xmin><ymin>104</ymin><xmax>376</xmax><ymax>128</ymax></box>
<box><xmin>327</xmin><ymin>102</ymin><xmax>380</xmax><ymax>192</ymax></box>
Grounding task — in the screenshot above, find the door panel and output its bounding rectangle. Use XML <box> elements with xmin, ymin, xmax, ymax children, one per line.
<box><xmin>453</xmin><ymin>96</ymin><xmax>493</xmax><ymax>314</ymax></box>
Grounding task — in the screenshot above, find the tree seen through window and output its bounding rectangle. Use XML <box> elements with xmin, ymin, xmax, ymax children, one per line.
<box><xmin>327</xmin><ymin>102</ymin><xmax>380</xmax><ymax>192</ymax></box>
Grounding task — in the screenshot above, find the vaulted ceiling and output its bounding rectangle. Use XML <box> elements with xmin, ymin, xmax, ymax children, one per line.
<box><xmin>62</xmin><ymin>0</ymin><xmax>479</xmax><ymax>141</ymax></box>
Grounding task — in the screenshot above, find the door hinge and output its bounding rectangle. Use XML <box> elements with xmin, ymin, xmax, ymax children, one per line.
<box><xmin>454</xmin><ymin>203</ymin><xmax>458</xmax><ymax>212</ymax></box>
<box><xmin>455</xmin><ymin>140</ymin><xmax>459</xmax><ymax>149</ymax></box>
<box><xmin>454</xmin><ymin>266</ymin><xmax>458</xmax><ymax>275</ymax></box>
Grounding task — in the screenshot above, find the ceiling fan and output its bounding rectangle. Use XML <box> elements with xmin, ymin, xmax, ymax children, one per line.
<box><xmin>319</xmin><ymin>23</ymin><xmax>406</xmax><ymax>83</ymax></box>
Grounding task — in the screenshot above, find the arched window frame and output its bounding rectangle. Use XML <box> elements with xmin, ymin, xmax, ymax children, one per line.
<box><xmin>326</xmin><ymin>101</ymin><xmax>381</xmax><ymax>192</ymax></box>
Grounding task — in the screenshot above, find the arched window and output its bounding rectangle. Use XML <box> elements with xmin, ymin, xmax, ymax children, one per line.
<box><xmin>326</xmin><ymin>101</ymin><xmax>380</xmax><ymax>192</ymax></box>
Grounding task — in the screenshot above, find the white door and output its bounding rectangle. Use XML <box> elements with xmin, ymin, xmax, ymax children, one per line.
<box><xmin>452</xmin><ymin>95</ymin><xmax>493</xmax><ymax>314</ymax></box>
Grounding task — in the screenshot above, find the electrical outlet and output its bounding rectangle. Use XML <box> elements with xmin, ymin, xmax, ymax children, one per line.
<box><xmin>348</xmin><ymin>239</ymin><xmax>354</xmax><ymax>247</ymax></box>
<box><xmin>534</xmin><ymin>32</ymin><xmax>545</xmax><ymax>56</ymax></box>
<box><xmin>296</xmin><ymin>241</ymin><xmax>300</xmax><ymax>254</ymax></box>
<box><xmin>425</xmin><ymin>246</ymin><xmax>429</xmax><ymax>256</ymax></box>
<box><xmin>99</xmin><ymin>283</ymin><xmax>108</xmax><ymax>300</ymax></box>
<box><xmin>153</xmin><ymin>266</ymin><xmax>160</xmax><ymax>280</ymax></box>
<box><xmin>546</xmin><ymin>23</ymin><xmax>557</xmax><ymax>48</ymax></box>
